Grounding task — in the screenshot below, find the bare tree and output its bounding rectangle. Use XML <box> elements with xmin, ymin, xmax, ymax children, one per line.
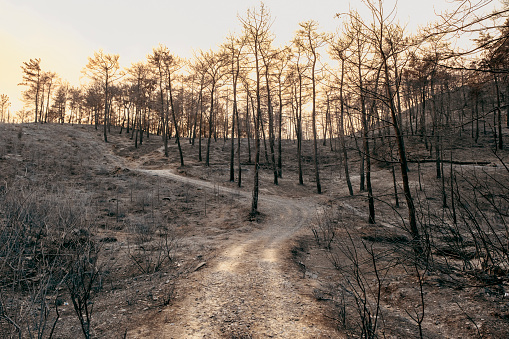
<box><xmin>148</xmin><ymin>45</ymin><xmax>185</xmax><ymax>165</ymax></box>
<box><xmin>189</xmin><ymin>59</ymin><xmax>209</xmax><ymax>162</ymax></box>
<box><xmin>148</xmin><ymin>45</ymin><xmax>171</xmax><ymax>157</ymax></box>
<box><xmin>69</xmin><ymin>86</ymin><xmax>83</xmax><ymax>125</ymax></box>
<box><xmin>344</xmin><ymin>10</ymin><xmax>376</xmax><ymax>223</ymax></box>
<box><xmin>196</xmin><ymin>50</ymin><xmax>227</xmax><ymax>167</ymax></box>
<box><xmin>41</xmin><ymin>71</ymin><xmax>58</xmax><ymax>123</ymax></box>
<box><xmin>0</xmin><ymin>94</ymin><xmax>10</xmax><ymax>123</ymax></box>
<box><xmin>164</xmin><ymin>53</ymin><xmax>185</xmax><ymax>166</ymax></box>
<box><xmin>126</xmin><ymin>62</ymin><xmax>151</xmax><ymax>148</ymax></box>
<box><xmin>363</xmin><ymin>0</ymin><xmax>420</xmax><ymax>245</ymax></box>
<box><xmin>222</xmin><ymin>34</ymin><xmax>246</xmax><ymax>184</ymax></box>
<box><xmin>273</xmin><ymin>47</ymin><xmax>291</xmax><ymax>179</ymax></box>
<box><xmin>239</xmin><ymin>3</ymin><xmax>274</xmax><ymax>216</ymax></box>
<box><xmin>288</xmin><ymin>45</ymin><xmax>308</xmax><ymax>186</ymax></box>
<box><xmin>82</xmin><ymin>50</ymin><xmax>123</xmax><ymax>142</ymax></box>
<box><xmin>260</xmin><ymin>46</ymin><xmax>280</xmax><ymax>185</ymax></box>
<box><xmin>295</xmin><ymin>20</ymin><xmax>326</xmax><ymax>194</ymax></box>
<box><xmin>329</xmin><ymin>32</ymin><xmax>354</xmax><ymax>196</ymax></box>
<box><xmin>19</xmin><ymin>58</ymin><xmax>42</xmax><ymax>123</ymax></box>
<box><xmin>52</xmin><ymin>82</ymin><xmax>68</xmax><ymax>124</ymax></box>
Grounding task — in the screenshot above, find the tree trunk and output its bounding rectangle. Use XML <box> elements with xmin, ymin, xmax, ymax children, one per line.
<box><xmin>430</xmin><ymin>79</ymin><xmax>441</xmax><ymax>178</ymax></box>
<box><xmin>311</xmin><ymin>52</ymin><xmax>321</xmax><ymax>194</ymax></box>
<box><xmin>259</xmin><ymin>111</ymin><xmax>270</xmax><ymax>164</ymax></box>
<box><xmin>134</xmin><ymin>110</ymin><xmax>139</xmax><ymax>148</ymax></box>
<box><xmin>104</xmin><ymin>78</ymin><xmax>109</xmax><ymax>143</ymax></box>
<box><xmin>339</xmin><ymin>99</ymin><xmax>353</xmax><ymax>195</ymax></box>
<box><xmin>277</xmin><ymin>88</ymin><xmax>283</xmax><ymax>178</ymax></box>
<box><xmin>246</xmin><ymin>93</ymin><xmax>252</xmax><ymax>164</ymax></box>
<box><xmin>494</xmin><ymin>73</ymin><xmax>503</xmax><ymax>149</ymax></box>
<box><xmin>347</xmin><ymin>103</ymin><xmax>364</xmax><ymax>191</ymax></box>
<box><xmin>382</xmin><ymin>50</ymin><xmax>421</xmax><ymax>252</ymax></box>
<box><xmin>45</xmin><ymin>81</ymin><xmax>52</xmax><ymax>123</ymax></box>
<box><xmin>168</xmin><ymin>73</ymin><xmax>185</xmax><ymax>167</ymax></box>
<box><xmin>392</xmin><ymin>164</ymin><xmax>399</xmax><ymax>208</ymax></box>
<box><xmin>295</xmin><ymin>88</ymin><xmax>304</xmax><ymax>186</ymax></box>
<box><xmin>264</xmin><ymin>64</ymin><xmax>278</xmax><ymax>185</ymax></box>
<box><xmin>236</xmin><ymin>100</ymin><xmax>242</xmax><ymax>187</ymax></box>
<box><xmin>362</xmin><ymin>99</ymin><xmax>375</xmax><ymax>224</ymax></box>
<box><xmin>230</xmin><ymin>85</ymin><xmax>236</xmax><ymax>182</ymax></box>
<box><xmin>251</xmin><ymin>50</ymin><xmax>261</xmax><ymax>216</ymax></box>
<box><xmin>206</xmin><ymin>84</ymin><xmax>215</xmax><ymax>167</ymax></box>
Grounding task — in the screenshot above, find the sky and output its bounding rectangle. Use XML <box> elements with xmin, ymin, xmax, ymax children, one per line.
<box><xmin>0</xmin><ymin>0</ymin><xmax>497</xmax><ymax>115</ymax></box>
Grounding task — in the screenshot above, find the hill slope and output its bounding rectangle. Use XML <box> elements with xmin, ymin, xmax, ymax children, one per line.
<box><xmin>1</xmin><ymin>122</ymin><xmax>509</xmax><ymax>338</ymax></box>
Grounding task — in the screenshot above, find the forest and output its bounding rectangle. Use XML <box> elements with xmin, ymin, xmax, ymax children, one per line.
<box><xmin>1</xmin><ymin>0</ymin><xmax>509</xmax><ymax>338</ymax></box>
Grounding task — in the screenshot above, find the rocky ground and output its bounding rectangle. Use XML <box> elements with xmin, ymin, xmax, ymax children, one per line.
<box><xmin>1</xmin><ymin>122</ymin><xmax>509</xmax><ymax>338</ymax></box>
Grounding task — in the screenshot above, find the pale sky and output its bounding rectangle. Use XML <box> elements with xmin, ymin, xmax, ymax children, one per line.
<box><xmin>0</xmin><ymin>0</ymin><xmax>495</xmax><ymax>114</ymax></box>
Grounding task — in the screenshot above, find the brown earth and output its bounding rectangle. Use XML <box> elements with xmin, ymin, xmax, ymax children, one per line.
<box><xmin>1</xmin><ymin>122</ymin><xmax>509</xmax><ymax>338</ymax></box>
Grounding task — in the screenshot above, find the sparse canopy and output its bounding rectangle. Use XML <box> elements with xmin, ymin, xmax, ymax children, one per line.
<box><xmin>82</xmin><ymin>50</ymin><xmax>123</xmax><ymax>142</ymax></box>
<box><xmin>0</xmin><ymin>94</ymin><xmax>10</xmax><ymax>123</ymax></box>
<box><xmin>19</xmin><ymin>58</ymin><xmax>42</xmax><ymax>122</ymax></box>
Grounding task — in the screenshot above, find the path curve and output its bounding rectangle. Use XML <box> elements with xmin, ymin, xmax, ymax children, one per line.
<box><xmin>128</xmin><ymin>169</ymin><xmax>337</xmax><ymax>338</ymax></box>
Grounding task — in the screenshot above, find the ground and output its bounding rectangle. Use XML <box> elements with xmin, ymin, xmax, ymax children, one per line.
<box><xmin>0</xmin><ymin>122</ymin><xmax>508</xmax><ymax>338</ymax></box>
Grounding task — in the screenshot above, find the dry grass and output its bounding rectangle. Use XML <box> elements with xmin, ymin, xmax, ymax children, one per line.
<box><xmin>1</xmin><ymin>121</ymin><xmax>509</xmax><ymax>338</ymax></box>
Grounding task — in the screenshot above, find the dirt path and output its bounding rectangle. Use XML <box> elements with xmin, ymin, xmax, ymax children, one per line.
<box><xmin>127</xmin><ymin>168</ymin><xmax>337</xmax><ymax>338</ymax></box>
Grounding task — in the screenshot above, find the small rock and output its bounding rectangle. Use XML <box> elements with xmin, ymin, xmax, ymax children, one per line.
<box><xmin>194</xmin><ymin>262</ymin><xmax>207</xmax><ymax>272</ymax></box>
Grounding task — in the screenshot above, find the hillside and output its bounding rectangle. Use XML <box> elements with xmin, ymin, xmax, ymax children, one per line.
<box><xmin>1</xmin><ymin>122</ymin><xmax>509</xmax><ymax>338</ymax></box>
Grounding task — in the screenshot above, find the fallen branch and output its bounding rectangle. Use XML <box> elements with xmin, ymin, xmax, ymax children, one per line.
<box><xmin>409</xmin><ymin>159</ymin><xmax>491</xmax><ymax>166</ymax></box>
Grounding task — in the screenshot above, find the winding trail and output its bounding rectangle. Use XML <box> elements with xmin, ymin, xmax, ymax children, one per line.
<box><xmin>128</xmin><ymin>169</ymin><xmax>337</xmax><ymax>338</ymax></box>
